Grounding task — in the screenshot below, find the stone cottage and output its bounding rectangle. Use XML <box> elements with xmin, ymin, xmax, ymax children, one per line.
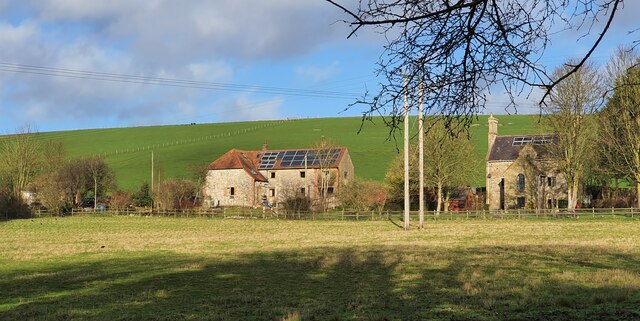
<box><xmin>486</xmin><ymin>115</ymin><xmax>567</xmax><ymax>210</ymax></box>
<box><xmin>203</xmin><ymin>142</ymin><xmax>354</xmax><ymax>208</ymax></box>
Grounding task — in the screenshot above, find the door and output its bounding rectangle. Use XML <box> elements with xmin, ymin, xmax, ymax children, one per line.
<box><xmin>499</xmin><ymin>178</ymin><xmax>505</xmax><ymax>210</ymax></box>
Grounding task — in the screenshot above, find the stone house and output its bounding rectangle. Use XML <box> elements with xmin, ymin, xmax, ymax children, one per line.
<box><xmin>203</xmin><ymin>142</ymin><xmax>355</xmax><ymax>208</ymax></box>
<box><xmin>486</xmin><ymin>115</ymin><xmax>567</xmax><ymax>210</ymax></box>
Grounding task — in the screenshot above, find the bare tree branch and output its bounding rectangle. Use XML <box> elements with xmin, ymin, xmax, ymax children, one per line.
<box><xmin>328</xmin><ymin>0</ymin><xmax>626</xmax><ymax>137</ymax></box>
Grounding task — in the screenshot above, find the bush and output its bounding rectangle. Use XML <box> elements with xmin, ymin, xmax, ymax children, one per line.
<box><xmin>281</xmin><ymin>195</ymin><xmax>311</xmax><ymax>213</ymax></box>
<box><xmin>110</xmin><ymin>191</ymin><xmax>133</xmax><ymax>211</ymax></box>
<box><xmin>132</xmin><ymin>182</ymin><xmax>153</xmax><ymax>207</ymax></box>
<box><xmin>338</xmin><ymin>178</ymin><xmax>387</xmax><ymax>212</ymax></box>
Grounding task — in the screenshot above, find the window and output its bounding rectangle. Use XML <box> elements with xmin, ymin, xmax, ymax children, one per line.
<box><xmin>327</xmin><ymin>187</ymin><xmax>334</xmax><ymax>194</ymax></box>
<box><xmin>516</xmin><ymin>174</ymin><xmax>525</xmax><ymax>191</ymax></box>
<box><xmin>269</xmin><ymin>188</ymin><xmax>275</xmax><ymax>197</ymax></box>
<box><xmin>539</xmin><ymin>175</ymin><xmax>546</xmax><ymax>186</ymax></box>
<box><xmin>547</xmin><ymin>177</ymin><xmax>556</xmax><ymax>187</ymax></box>
<box><xmin>512</xmin><ymin>137</ymin><xmax>532</xmax><ymax>146</ymax></box>
<box><xmin>270</xmin><ymin>172</ymin><xmax>276</xmax><ymax>179</ymax></box>
<box><xmin>300</xmin><ymin>171</ymin><xmax>306</xmax><ymax>178</ymax></box>
<box><xmin>227</xmin><ymin>187</ymin><xmax>235</xmax><ymax>199</ymax></box>
<box><xmin>344</xmin><ymin>171</ymin><xmax>348</xmax><ymax>179</ymax></box>
<box><xmin>300</xmin><ymin>187</ymin><xmax>306</xmax><ymax>195</ymax></box>
<box><xmin>513</xmin><ymin>136</ymin><xmax>552</xmax><ymax>146</ymax></box>
<box><xmin>517</xmin><ymin>197</ymin><xmax>525</xmax><ymax>209</ymax></box>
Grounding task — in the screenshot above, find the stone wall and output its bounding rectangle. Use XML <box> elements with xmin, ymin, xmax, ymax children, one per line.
<box><xmin>487</xmin><ymin>151</ymin><xmax>567</xmax><ymax>210</ymax></box>
<box><xmin>203</xmin><ymin>169</ymin><xmax>254</xmax><ymax>207</ymax></box>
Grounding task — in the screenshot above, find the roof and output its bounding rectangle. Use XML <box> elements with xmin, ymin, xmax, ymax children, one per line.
<box><xmin>207</xmin><ymin>146</ymin><xmax>349</xmax><ymax>179</ymax></box>
<box><xmin>488</xmin><ymin>135</ymin><xmax>556</xmax><ymax>162</ymax></box>
<box><xmin>256</xmin><ymin>147</ymin><xmax>347</xmax><ymax>170</ymax></box>
<box><xmin>207</xmin><ymin>149</ymin><xmax>268</xmax><ymax>182</ymax></box>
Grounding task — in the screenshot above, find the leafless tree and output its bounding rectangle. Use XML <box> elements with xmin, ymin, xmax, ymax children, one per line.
<box><xmin>328</xmin><ymin>0</ymin><xmax>623</xmax><ymax>134</ymax></box>
<box><xmin>0</xmin><ymin>128</ymin><xmax>45</xmax><ymax>203</ymax></box>
<box><xmin>600</xmin><ymin>47</ymin><xmax>640</xmax><ymax>207</ymax></box>
<box><xmin>110</xmin><ymin>190</ymin><xmax>133</xmax><ymax>212</ymax></box>
<box><xmin>338</xmin><ymin>177</ymin><xmax>387</xmax><ymax>213</ymax></box>
<box><xmin>310</xmin><ymin>137</ymin><xmax>340</xmax><ymax>212</ymax></box>
<box><xmin>544</xmin><ymin>61</ymin><xmax>603</xmax><ymax>210</ymax></box>
<box><xmin>154</xmin><ymin>179</ymin><xmax>197</xmax><ymax>210</ymax></box>
<box><xmin>84</xmin><ymin>156</ymin><xmax>116</xmax><ymax>210</ymax></box>
<box><xmin>386</xmin><ymin>119</ymin><xmax>478</xmax><ymax>214</ymax></box>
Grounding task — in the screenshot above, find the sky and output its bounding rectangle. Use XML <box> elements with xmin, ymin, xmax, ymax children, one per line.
<box><xmin>0</xmin><ymin>0</ymin><xmax>638</xmax><ymax>134</ymax></box>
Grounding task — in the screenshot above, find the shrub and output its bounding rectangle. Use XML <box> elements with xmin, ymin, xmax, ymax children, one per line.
<box><xmin>281</xmin><ymin>195</ymin><xmax>311</xmax><ymax>213</ymax></box>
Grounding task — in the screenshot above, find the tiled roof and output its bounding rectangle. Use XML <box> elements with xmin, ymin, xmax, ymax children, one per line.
<box><xmin>488</xmin><ymin>135</ymin><xmax>555</xmax><ymax>161</ymax></box>
<box><xmin>207</xmin><ymin>149</ymin><xmax>268</xmax><ymax>182</ymax></box>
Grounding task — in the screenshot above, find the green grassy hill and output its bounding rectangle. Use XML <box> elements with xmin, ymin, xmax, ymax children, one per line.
<box><xmin>19</xmin><ymin>115</ymin><xmax>545</xmax><ymax>191</ymax></box>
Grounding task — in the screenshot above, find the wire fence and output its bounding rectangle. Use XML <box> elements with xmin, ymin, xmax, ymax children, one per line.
<box><xmin>96</xmin><ymin>120</ymin><xmax>291</xmax><ymax>157</ymax></box>
<box><xmin>9</xmin><ymin>207</ymin><xmax>639</xmax><ymax>221</ymax></box>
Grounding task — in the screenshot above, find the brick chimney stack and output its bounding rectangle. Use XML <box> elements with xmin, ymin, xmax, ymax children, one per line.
<box><xmin>262</xmin><ymin>140</ymin><xmax>268</xmax><ymax>151</ymax></box>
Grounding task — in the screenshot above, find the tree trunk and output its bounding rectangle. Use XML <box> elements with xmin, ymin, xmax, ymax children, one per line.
<box><xmin>567</xmin><ymin>180</ymin><xmax>579</xmax><ymax>211</ymax></box>
<box><xmin>94</xmin><ymin>177</ymin><xmax>98</xmax><ymax>211</ymax></box>
<box><xmin>436</xmin><ymin>181</ymin><xmax>443</xmax><ymax>216</ymax></box>
<box><xmin>637</xmin><ymin>181</ymin><xmax>640</xmax><ymax>209</ymax></box>
<box><xmin>443</xmin><ymin>192</ymin><xmax>450</xmax><ymax>213</ymax></box>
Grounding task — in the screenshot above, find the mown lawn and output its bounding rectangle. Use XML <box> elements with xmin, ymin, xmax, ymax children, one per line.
<box><xmin>1</xmin><ymin>217</ymin><xmax>638</xmax><ymax>320</ymax></box>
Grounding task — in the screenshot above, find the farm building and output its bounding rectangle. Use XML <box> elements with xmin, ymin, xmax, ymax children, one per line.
<box><xmin>203</xmin><ymin>141</ymin><xmax>354</xmax><ymax>209</ymax></box>
<box><xmin>486</xmin><ymin>115</ymin><xmax>568</xmax><ymax>210</ymax></box>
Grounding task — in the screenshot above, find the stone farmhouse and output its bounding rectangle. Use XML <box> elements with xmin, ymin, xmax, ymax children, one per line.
<box><xmin>486</xmin><ymin>115</ymin><xmax>567</xmax><ymax>210</ymax></box>
<box><xmin>203</xmin><ymin>142</ymin><xmax>354</xmax><ymax>208</ymax></box>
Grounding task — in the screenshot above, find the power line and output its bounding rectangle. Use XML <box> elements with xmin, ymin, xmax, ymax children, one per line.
<box><xmin>0</xmin><ymin>62</ymin><xmax>362</xmax><ymax>100</ymax></box>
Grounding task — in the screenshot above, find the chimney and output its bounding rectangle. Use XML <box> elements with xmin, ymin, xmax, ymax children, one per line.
<box><xmin>488</xmin><ymin>114</ymin><xmax>498</xmax><ymax>154</ymax></box>
<box><xmin>262</xmin><ymin>140</ymin><xmax>268</xmax><ymax>151</ymax></box>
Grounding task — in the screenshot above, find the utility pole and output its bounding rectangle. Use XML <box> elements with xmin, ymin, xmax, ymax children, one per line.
<box><xmin>304</xmin><ymin>151</ymin><xmax>308</xmax><ymax>197</ymax></box>
<box><xmin>418</xmin><ymin>78</ymin><xmax>425</xmax><ymax>230</ymax></box>
<box><xmin>404</xmin><ymin>74</ymin><xmax>410</xmax><ymax>231</ymax></box>
<box><xmin>151</xmin><ymin>151</ymin><xmax>154</xmax><ymax>209</ymax></box>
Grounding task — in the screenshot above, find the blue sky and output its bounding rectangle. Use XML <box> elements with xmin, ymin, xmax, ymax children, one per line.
<box><xmin>0</xmin><ymin>1</ymin><xmax>638</xmax><ymax>134</ymax></box>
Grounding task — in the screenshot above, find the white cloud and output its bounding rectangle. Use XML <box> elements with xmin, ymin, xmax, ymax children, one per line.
<box><xmin>0</xmin><ymin>1</ymin><xmax>381</xmax><ymax>131</ymax></box>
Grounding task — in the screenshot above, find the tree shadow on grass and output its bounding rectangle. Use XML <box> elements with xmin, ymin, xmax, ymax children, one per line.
<box><xmin>0</xmin><ymin>246</ymin><xmax>639</xmax><ymax>321</ymax></box>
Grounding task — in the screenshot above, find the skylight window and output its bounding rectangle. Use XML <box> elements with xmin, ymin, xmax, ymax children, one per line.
<box><xmin>512</xmin><ymin>136</ymin><xmax>552</xmax><ymax>146</ymax></box>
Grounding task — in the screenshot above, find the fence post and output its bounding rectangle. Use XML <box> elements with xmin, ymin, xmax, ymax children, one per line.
<box><xmin>592</xmin><ymin>207</ymin><xmax>595</xmax><ymax>218</ymax></box>
<box><xmin>632</xmin><ymin>207</ymin><xmax>634</xmax><ymax>218</ymax></box>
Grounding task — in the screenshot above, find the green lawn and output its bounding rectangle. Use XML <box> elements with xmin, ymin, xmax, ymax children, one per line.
<box><xmin>6</xmin><ymin>115</ymin><xmax>545</xmax><ymax>191</ymax></box>
<box><xmin>1</xmin><ymin>216</ymin><xmax>639</xmax><ymax>320</ymax></box>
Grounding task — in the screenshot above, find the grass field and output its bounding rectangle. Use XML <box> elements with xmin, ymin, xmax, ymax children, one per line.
<box><xmin>12</xmin><ymin>115</ymin><xmax>545</xmax><ymax>191</ymax></box>
<box><xmin>1</xmin><ymin>216</ymin><xmax>639</xmax><ymax>320</ymax></box>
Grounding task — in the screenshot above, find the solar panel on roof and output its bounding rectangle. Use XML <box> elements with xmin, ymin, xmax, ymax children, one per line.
<box><xmin>265</xmin><ymin>148</ymin><xmax>342</xmax><ymax>168</ymax></box>
<box><xmin>512</xmin><ymin>136</ymin><xmax>552</xmax><ymax>146</ymax></box>
<box><xmin>258</xmin><ymin>152</ymin><xmax>280</xmax><ymax>169</ymax></box>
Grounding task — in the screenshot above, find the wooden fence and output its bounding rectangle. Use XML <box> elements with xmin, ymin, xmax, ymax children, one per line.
<box><xmin>9</xmin><ymin>207</ymin><xmax>639</xmax><ymax>221</ymax></box>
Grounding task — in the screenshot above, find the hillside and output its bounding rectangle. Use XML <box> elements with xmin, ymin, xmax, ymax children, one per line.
<box><xmin>14</xmin><ymin>115</ymin><xmax>545</xmax><ymax>191</ymax></box>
